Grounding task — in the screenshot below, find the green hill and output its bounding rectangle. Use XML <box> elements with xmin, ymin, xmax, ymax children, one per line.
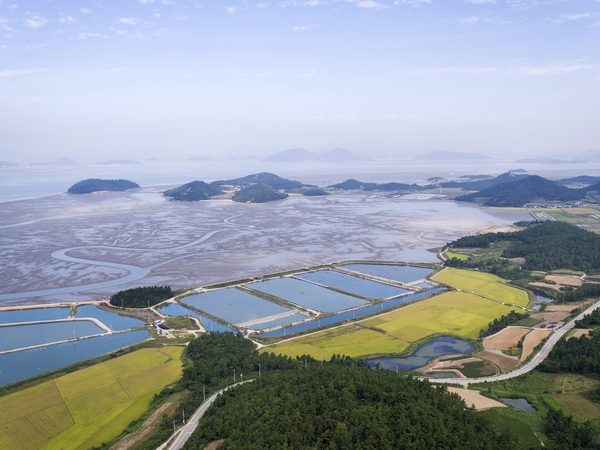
<box><xmin>67</xmin><ymin>179</ymin><xmax>139</xmax><ymax>194</ymax></box>
<box><xmin>212</xmin><ymin>172</ymin><xmax>307</xmax><ymax>190</ymax></box>
<box><xmin>441</xmin><ymin>171</ymin><xmax>529</xmax><ymax>190</ymax></box>
<box><xmin>329</xmin><ymin>179</ymin><xmax>423</xmax><ymax>191</ymax></box>
<box><xmin>455</xmin><ymin>175</ymin><xmax>585</xmax><ymax>206</ymax></box>
<box><xmin>232</xmin><ymin>183</ymin><xmax>288</xmax><ymax>203</ymax></box>
<box><xmin>302</xmin><ymin>188</ymin><xmax>328</xmax><ymax>196</ymax></box>
<box><xmin>163</xmin><ymin>181</ymin><xmax>222</xmax><ymax>201</ymax></box>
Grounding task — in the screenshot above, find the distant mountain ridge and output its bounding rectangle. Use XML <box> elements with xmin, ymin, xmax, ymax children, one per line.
<box><xmin>263</xmin><ymin>148</ymin><xmax>361</xmax><ymax>162</ymax></box>
<box><xmin>96</xmin><ymin>159</ymin><xmax>141</xmax><ymax>165</ymax></box>
<box><xmin>415</xmin><ymin>151</ymin><xmax>493</xmax><ymax>161</ymax></box>
<box><xmin>441</xmin><ymin>171</ymin><xmax>529</xmax><ymax>190</ymax></box>
<box><xmin>329</xmin><ymin>179</ymin><xmax>424</xmax><ymax>192</ymax></box>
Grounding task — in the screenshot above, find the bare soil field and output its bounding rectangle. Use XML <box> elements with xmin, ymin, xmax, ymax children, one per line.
<box><xmin>520</xmin><ymin>329</ymin><xmax>552</xmax><ymax>361</ymax></box>
<box><xmin>546</xmin><ymin>304</ymin><xmax>583</xmax><ymax>312</ymax></box>
<box><xmin>483</xmin><ymin>327</ymin><xmax>530</xmax><ymax>351</ymax></box>
<box><xmin>530</xmin><ymin>282</ymin><xmax>560</xmax><ymax>291</ymax></box>
<box><xmin>569</xmin><ymin>329</ymin><xmax>591</xmax><ymax>340</ymax></box>
<box><xmin>534</xmin><ymin>320</ymin><xmax>564</xmax><ymax>330</ymax></box>
<box><xmin>0</xmin><ymin>189</ymin><xmax>530</xmax><ymax>306</ymax></box>
<box><xmin>546</xmin><ymin>275</ymin><xmax>583</xmax><ymax>287</ymax></box>
<box><xmin>447</xmin><ymin>387</ymin><xmax>506</xmax><ymax>410</ymax></box>
<box><xmin>531</xmin><ymin>311</ymin><xmax>569</xmax><ymax>321</ymax></box>
<box><xmin>476</xmin><ymin>350</ymin><xmax>520</xmax><ymax>373</ymax></box>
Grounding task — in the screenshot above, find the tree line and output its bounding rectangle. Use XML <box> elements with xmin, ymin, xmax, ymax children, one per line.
<box><xmin>109</xmin><ymin>286</ymin><xmax>172</xmax><ymax>308</ymax></box>
<box><xmin>479</xmin><ymin>311</ymin><xmax>529</xmax><ymax>338</ymax></box>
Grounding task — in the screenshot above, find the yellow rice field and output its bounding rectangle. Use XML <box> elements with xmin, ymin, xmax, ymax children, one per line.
<box><xmin>432</xmin><ymin>268</ymin><xmax>530</xmax><ymax>307</ymax></box>
<box><xmin>0</xmin><ymin>346</ymin><xmax>184</xmax><ymax>450</ymax></box>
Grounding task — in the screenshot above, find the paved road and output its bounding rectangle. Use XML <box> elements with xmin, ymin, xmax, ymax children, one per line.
<box><xmin>158</xmin><ymin>381</ymin><xmax>252</xmax><ymax>450</ymax></box>
<box><xmin>431</xmin><ymin>300</ymin><xmax>600</xmax><ymax>386</ymax></box>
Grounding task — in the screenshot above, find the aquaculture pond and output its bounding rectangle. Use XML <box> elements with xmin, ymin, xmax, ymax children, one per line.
<box><xmin>365</xmin><ymin>336</ymin><xmax>473</xmax><ymax>371</ymax></box>
<box><xmin>0</xmin><ymin>329</ymin><xmax>150</xmax><ymax>388</ymax></box>
<box><xmin>74</xmin><ymin>305</ymin><xmax>146</xmax><ymax>331</ymax></box>
<box><xmin>341</xmin><ymin>264</ymin><xmax>433</xmax><ymax>284</ymax></box>
<box><xmin>260</xmin><ymin>288</ymin><xmax>445</xmax><ymax>337</ymax></box>
<box><xmin>295</xmin><ymin>270</ymin><xmax>409</xmax><ymax>299</ymax></box>
<box><xmin>0</xmin><ymin>321</ymin><xmax>103</xmax><ymax>352</ymax></box>
<box><xmin>0</xmin><ymin>307</ymin><xmax>70</xmax><ymax>324</ymax></box>
<box><xmin>156</xmin><ymin>303</ymin><xmax>235</xmax><ymax>333</ymax></box>
<box><xmin>181</xmin><ymin>288</ymin><xmax>293</xmax><ymax>326</ymax></box>
<box><xmin>501</xmin><ymin>398</ymin><xmax>537</xmax><ymax>412</ymax></box>
<box><xmin>249</xmin><ymin>278</ymin><xmax>368</xmax><ymax>313</ymax></box>
<box><xmin>248</xmin><ymin>313</ymin><xmax>308</xmax><ymax>330</ymax></box>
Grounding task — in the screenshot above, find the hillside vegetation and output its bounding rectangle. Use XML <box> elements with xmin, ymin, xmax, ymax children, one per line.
<box><xmin>67</xmin><ymin>179</ymin><xmax>139</xmax><ymax>194</ymax></box>
<box><xmin>329</xmin><ymin>178</ymin><xmax>424</xmax><ymax>191</ymax></box>
<box><xmin>110</xmin><ymin>286</ymin><xmax>172</xmax><ymax>308</ymax></box>
<box><xmin>163</xmin><ymin>181</ymin><xmax>223</xmax><ymax>201</ymax></box>
<box><xmin>231</xmin><ymin>183</ymin><xmax>288</xmax><ymax>203</ymax></box>
<box><xmin>212</xmin><ymin>172</ymin><xmax>307</xmax><ymax>190</ymax></box>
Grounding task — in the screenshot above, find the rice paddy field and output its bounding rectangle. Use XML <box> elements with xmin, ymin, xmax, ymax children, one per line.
<box><xmin>432</xmin><ymin>268</ymin><xmax>530</xmax><ymax>307</ymax></box>
<box><xmin>0</xmin><ymin>346</ymin><xmax>184</xmax><ymax>450</ymax></box>
<box><xmin>267</xmin><ymin>290</ymin><xmax>518</xmax><ymax>359</ymax></box>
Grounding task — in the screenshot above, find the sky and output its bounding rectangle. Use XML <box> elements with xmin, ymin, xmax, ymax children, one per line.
<box><xmin>0</xmin><ymin>0</ymin><xmax>599</xmax><ymax>162</ymax></box>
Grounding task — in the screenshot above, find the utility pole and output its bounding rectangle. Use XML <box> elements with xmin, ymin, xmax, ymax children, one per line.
<box><xmin>183</xmin><ymin>410</ymin><xmax>185</xmax><ymax>425</ymax></box>
<box><xmin>173</xmin><ymin>419</ymin><xmax>176</xmax><ymax>434</ymax></box>
<box><xmin>203</xmin><ymin>384</ymin><xmax>206</xmax><ymax>402</ymax></box>
<box><xmin>258</xmin><ymin>364</ymin><xmax>261</xmax><ymax>377</ymax></box>
<box><xmin>241</xmin><ymin>374</ymin><xmax>243</xmax><ymax>382</ymax></box>
<box><xmin>233</xmin><ymin>369</ymin><xmax>235</xmax><ymax>383</ymax></box>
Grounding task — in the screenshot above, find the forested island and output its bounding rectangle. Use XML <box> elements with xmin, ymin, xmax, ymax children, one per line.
<box><xmin>231</xmin><ymin>183</ymin><xmax>288</xmax><ymax>203</ymax></box>
<box><xmin>109</xmin><ymin>286</ymin><xmax>172</xmax><ymax>308</ymax></box>
<box><xmin>163</xmin><ymin>181</ymin><xmax>223</xmax><ymax>201</ymax></box>
<box><xmin>329</xmin><ymin>178</ymin><xmax>424</xmax><ymax>192</ymax></box>
<box><xmin>212</xmin><ymin>172</ymin><xmax>308</xmax><ymax>190</ymax></box>
<box><xmin>67</xmin><ymin>178</ymin><xmax>140</xmax><ymax>194</ymax></box>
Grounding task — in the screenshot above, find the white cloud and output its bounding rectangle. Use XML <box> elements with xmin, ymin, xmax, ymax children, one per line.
<box><xmin>226</xmin><ymin>6</ymin><xmax>240</xmax><ymax>13</ymax></box>
<box><xmin>464</xmin><ymin>0</ymin><xmax>494</xmax><ymax>3</ymax></box>
<box><xmin>292</xmin><ymin>24</ymin><xmax>318</xmax><ymax>30</ymax></box>
<box><xmin>0</xmin><ymin>17</ymin><xmax>15</xmax><ymax>32</ymax></box>
<box><xmin>59</xmin><ymin>16</ymin><xmax>77</xmax><ymax>25</ymax></box>
<box><xmin>358</xmin><ymin>0</ymin><xmax>390</xmax><ymax>9</ymax></box>
<box><xmin>107</xmin><ymin>67</ymin><xmax>125</xmax><ymax>73</ymax></box>
<box><xmin>78</xmin><ymin>33</ymin><xmax>105</xmax><ymax>39</ymax></box>
<box><xmin>256</xmin><ymin>2</ymin><xmax>270</xmax><ymax>7</ymax></box>
<box><xmin>0</xmin><ymin>68</ymin><xmax>48</xmax><ymax>79</ymax></box>
<box><xmin>394</xmin><ymin>0</ymin><xmax>430</xmax><ymax>6</ymax></box>
<box><xmin>549</xmin><ymin>12</ymin><xmax>592</xmax><ymax>24</ymax></box>
<box><xmin>138</xmin><ymin>0</ymin><xmax>155</xmax><ymax>4</ymax></box>
<box><xmin>119</xmin><ymin>17</ymin><xmax>139</xmax><ymax>25</ymax></box>
<box><xmin>80</xmin><ymin>8</ymin><xmax>93</xmax><ymax>14</ymax></box>
<box><xmin>24</xmin><ymin>15</ymin><xmax>49</xmax><ymax>29</ymax></box>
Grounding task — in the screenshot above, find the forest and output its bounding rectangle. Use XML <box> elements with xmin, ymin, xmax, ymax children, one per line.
<box><xmin>445</xmin><ymin>221</ymin><xmax>600</xmax><ymax>273</ymax></box>
<box><xmin>538</xmin><ymin>330</ymin><xmax>600</xmax><ymax>374</ymax></box>
<box><xmin>163</xmin><ymin>181</ymin><xmax>223</xmax><ymax>201</ymax></box>
<box><xmin>231</xmin><ymin>183</ymin><xmax>288</xmax><ymax>203</ymax></box>
<box><xmin>211</xmin><ymin>172</ymin><xmax>308</xmax><ymax>190</ymax></box>
<box><xmin>109</xmin><ymin>285</ymin><xmax>173</xmax><ymax>308</ymax></box>
<box><xmin>67</xmin><ymin>178</ymin><xmax>140</xmax><ymax>194</ymax></box>
<box><xmin>329</xmin><ymin>178</ymin><xmax>424</xmax><ymax>191</ymax></box>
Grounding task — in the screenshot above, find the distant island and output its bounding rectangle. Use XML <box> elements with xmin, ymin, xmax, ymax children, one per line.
<box><xmin>232</xmin><ymin>183</ymin><xmax>288</xmax><ymax>203</ymax></box>
<box><xmin>96</xmin><ymin>159</ymin><xmax>142</xmax><ymax>165</ymax></box>
<box><xmin>212</xmin><ymin>172</ymin><xmax>309</xmax><ymax>191</ymax></box>
<box><xmin>414</xmin><ymin>151</ymin><xmax>493</xmax><ymax>161</ymax></box>
<box><xmin>163</xmin><ymin>181</ymin><xmax>223</xmax><ymax>201</ymax></box>
<box><xmin>263</xmin><ymin>148</ymin><xmax>361</xmax><ymax>163</ymax></box>
<box><xmin>329</xmin><ymin>178</ymin><xmax>424</xmax><ymax>192</ymax></box>
<box><xmin>67</xmin><ymin>179</ymin><xmax>140</xmax><ymax>194</ymax></box>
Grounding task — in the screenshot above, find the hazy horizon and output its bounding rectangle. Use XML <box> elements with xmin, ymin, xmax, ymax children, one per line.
<box><xmin>1</xmin><ymin>1</ymin><xmax>599</xmax><ymax>162</ymax></box>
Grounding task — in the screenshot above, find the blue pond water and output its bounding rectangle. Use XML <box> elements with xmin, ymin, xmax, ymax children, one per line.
<box><xmin>74</xmin><ymin>305</ymin><xmax>146</xmax><ymax>331</ymax></box>
<box><xmin>0</xmin><ymin>321</ymin><xmax>103</xmax><ymax>352</ymax></box>
<box><xmin>249</xmin><ymin>313</ymin><xmax>308</xmax><ymax>330</ymax></box>
<box><xmin>181</xmin><ymin>288</ymin><xmax>293</xmax><ymax>325</ymax></box>
<box><xmin>501</xmin><ymin>398</ymin><xmax>537</xmax><ymax>412</ymax></box>
<box><xmin>295</xmin><ymin>270</ymin><xmax>409</xmax><ymax>299</ymax></box>
<box><xmin>249</xmin><ymin>278</ymin><xmax>368</xmax><ymax>313</ymax></box>
<box><xmin>341</xmin><ymin>264</ymin><xmax>433</xmax><ymax>284</ymax></box>
<box><xmin>535</xmin><ymin>295</ymin><xmax>554</xmax><ymax>303</ymax></box>
<box><xmin>366</xmin><ymin>336</ymin><xmax>474</xmax><ymax>371</ymax></box>
<box><xmin>156</xmin><ymin>303</ymin><xmax>235</xmax><ymax>333</ymax></box>
<box><xmin>0</xmin><ymin>330</ymin><xmax>150</xmax><ymax>388</ymax></box>
<box><xmin>0</xmin><ymin>307</ymin><xmax>71</xmax><ymax>324</ymax></box>
<box><xmin>260</xmin><ymin>288</ymin><xmax>445</xmax><ymax>337</ymax></box>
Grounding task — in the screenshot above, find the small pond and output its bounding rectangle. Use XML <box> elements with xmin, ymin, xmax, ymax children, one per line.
<box><xmin>340</xmin><ymin>264</ymin><xmax>433</xmax><ymax>284</ymax></box>
<box><xmin>365</xmin><ymin>336</ymin><xmax>474</xmax><ymax>371</ymax></box>
<box><xmin>156</xmin><ymin>303</ymin><xmax>235</xmax><ymax>333</ymax></box>
<box><xmin>260</xmin><ymin>288</ymin><xmax>445</xmax><ymax>337</ymax></box>
<box><xmin>249</xmin><ymin>278</ymin><xmax>368</xmax><ymax>313</ymax></box>
<box><xmin>181</xmin><ymin>288</ymin><xmax>294</xmax><ymax>325</ymax></box>
<box><xmin>535</xmin><ymin>295</ymin><xmax>554</xmax><ymax>303</ymax></box>
<box><xmin>501</xmin><ymin>398</ymin><xmax>537</xmax><ymax>412</ymax></box>
<box><xmin>0</xmin><ymin>307</ymin><xmax>71</xmax><ymax>324</ymax></box>
<box><xmin>295</xmin><ymin>270</ymin><xmax>409</xmax><ymax>299</ymax></box>
<box><xmin>74</xmin><ymin>305</ymin><xmax>146</xmax><ymax>331</ymax></box>
<box><xmin>0</xmin><ymin>321</ymin><xmax>103</xmax><ymax>352</ymax></box>
<box><xmin>0</xmin><ymin>329</ymin><xmax>150</xmax><ymax>388</ymax></box>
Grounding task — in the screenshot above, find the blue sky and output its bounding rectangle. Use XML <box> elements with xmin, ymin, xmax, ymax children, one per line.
<box><xmin>0</xmin><ymin>0</ymin><xmax>598</xmax><ymax>161</ymax></box>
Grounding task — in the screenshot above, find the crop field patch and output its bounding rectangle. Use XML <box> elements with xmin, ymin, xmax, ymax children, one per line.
<box><xmin>432</xmin><ymin>268</ymin><xmax>529</xmax><ymax>306</ymax></box>
<box><xmin>553</xmin><ymin>393</ymin><xmax>600</xmax><ymax>420</ymax></box>
<box><xmin>0</xmin><ymin>346</ymin><xmax>184</xmax><ymax>450</ymax></box>
<box><xmin>444</xmin><ymin>251</ymin><xmax>469</xmax><ymax>261</ymax></box>
<box><xmin>269</xmin><ymin>327</ymin><xmax>409</xmax><ymax>359</ymax></box>
<box><xmin>520</xmin><ymin>329</ymin><xmax>551</xmax><ymax>361</ymax></box>
<box><xmin>484</xmin><ymin>327</ymin><xmax>531</xmax><ymax>351</ymax></box>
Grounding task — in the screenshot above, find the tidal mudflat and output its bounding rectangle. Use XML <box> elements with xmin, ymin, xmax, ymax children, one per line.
<box><xmin>0</xmin><ymin>188</ymin><xmax>530</xmax><ymax>306</ymax></box>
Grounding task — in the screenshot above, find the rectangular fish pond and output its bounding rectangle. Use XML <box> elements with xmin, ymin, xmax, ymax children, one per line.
<box><xmin>340</xmin><ymin>264</ymin><xmax>433</xmax><ymax>284</ymax></box>
<box><xmin>260</xmin><ymin>287</ymin><xmax>445</xmax><ymax>337</ymax></box>
<box><xmin>180</xmin><ymin>288</ymin><xmax>297</xmax><ymax>326</ymax></box>
<box><xmin>248</xmin><ymin>278</ymin><xmax>368</xmax><ymax>313</ymax></box>
<box><xmin>156</xmin><ymin>303</ymin><xmax>235</xmax><ymax>333</ymax></box>
<box><xmin>74</xmin><ymin>305</ymin><xmax>146</xmax><ymax>331</ymax></box>
<box><xmin>0</xmin><ymin>307</ymin><xmax>71</xmax><ymax>324</ymax></box>
<box><xmin>295</xmin><ymin>270</ymin><xmax>410</xmax><ymax>299</ymax></box>
<box><xmin>0</xmin><ymin>321</ymin><xmax>104</xmax><ymax>352</ymax></box>
<box><xmin>365</xmin><ymin>336</ymin><xmax>473</xmax><ymax>371</ymax></box>
<box><xmin>0</xmin><ymin>329</ymin><xmax>150</xmax><ymax>388</ymax></box>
